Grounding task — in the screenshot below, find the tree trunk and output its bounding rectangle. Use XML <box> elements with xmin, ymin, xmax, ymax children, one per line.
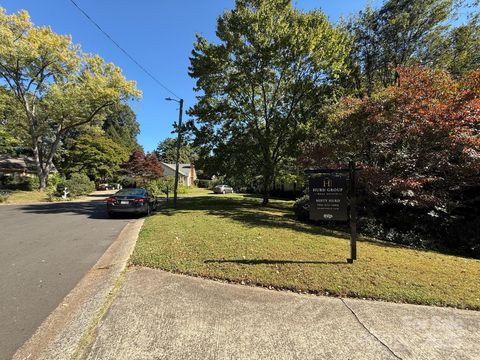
<box><xmin>39</xmin><ymin>172</ymin><xmax>48</xmax><ymax>192</ymax></box>
<box><xmin>261</xmin><ymin>164</ymin><xmax>273</xmax><ymax>206</ymax></box>
<box><xmin>262</xmin><ymin>188</ymin><xmax>269</xmax><ymax>205</ymax></box>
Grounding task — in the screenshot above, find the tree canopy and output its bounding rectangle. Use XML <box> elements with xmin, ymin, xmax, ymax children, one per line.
<box><xmin>189</xmin><ymin>0</ymin><xmax>350</xmax><ymax>204</ymax></box>
<box><xmin>155</xmin><ymin>137</ymin><xmax>197</xmax><ymax>164</ymax></box>
<box><xmin>0</xmin><ymin>8</ymin><xmax>140</xmax><ymax>189</ymax></box>
<box><xmin>102</xmin><ymin>103</ymin><xmax>141</xmax><ymax>152</ymax></box>
<box><xmin>348</xmin><ymin>0</ymin><xmax>455</xmax><ymax>92</ymax></box>
<box><xmin>61</xmin><ymin>133</ymin><xmax>130</xmax><ymax>182</ymax></box>
<box><xmin>122</xmin><ymin>149</ymin><xmax>164</xmax><ymax>184</ymax></box>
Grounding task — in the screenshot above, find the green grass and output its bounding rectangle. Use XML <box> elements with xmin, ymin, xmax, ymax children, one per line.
<box><xmin>181</xmin><ymin>187</ymin><xmax>214</xmax><ymax>197</ymax></box>
<box><xmin>131</xmin><ymin>194</ymin><xmax>480</xmax><ymax>310</ymax></box>
<box><xmin>0</xmin><ymin>190</ymin><xmax>49</xmax><ymax>204</ymax></box>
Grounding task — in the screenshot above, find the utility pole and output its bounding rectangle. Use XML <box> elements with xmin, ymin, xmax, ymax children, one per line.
<box><xmin>166</xmin><ymin>97</ymin><xmax>184</xmax><ymax>209</ymax></box>
<box><xmin>173</xmin><ymin>98</ymin><xmax>183</xmax><ymax>209</ymax></box>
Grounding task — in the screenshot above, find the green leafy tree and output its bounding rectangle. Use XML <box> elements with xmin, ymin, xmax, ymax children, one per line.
<box><xmin>345</xmin><ymin>0</ymin><xmax>455</xmax><ymax>93</ymax></box>
<box><xmin>189</xmin><ymin>0</ymin><xmax>350</xmax><ymax>204</ymax></box>
<box><xmin>62</xmin><ymin>133</ymin><xmax>129</xmax><ymax>182</ymax></box>
<box><xmin>102</xmin><ymin>103</ymin><xmax>141</xmax><ymax>152</ymax></box>
<box><xmin>0</xmin><ymin>87</ymin><xmax>23</xmax><ymax>154</ymax></box>
<box><xmin>155</xmin><ymin>137</ymin><xmax>197</xmax><ymax>164</ymax></box>
<box><xmin>425</xmin><ymin>17</ymin><xmax>480</xmax><ymax>77</ymax></box>
<box><xmin>0</xmin><ymin>8</ymin><xmax>140</xmax><ymax>190</ymax></box>
<box><xmin>0</xmin><ymin>124</ymin><xmax>20</xmax><ymax>155</ymax></box>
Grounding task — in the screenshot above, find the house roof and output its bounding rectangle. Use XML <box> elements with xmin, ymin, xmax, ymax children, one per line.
<box><xmin>0</xmin><ymin>155</ymin><xmax>37</xmax><ymax>173</ymax></box>
<box><xmin>161</xmin><ymin>163</ymin><xmax>192</xmax><ymax>177</ymax></box>
<box><xmin>0</xmin><ymin>155</ymin><xmax>58</xmax><ymax>174</ymax></box>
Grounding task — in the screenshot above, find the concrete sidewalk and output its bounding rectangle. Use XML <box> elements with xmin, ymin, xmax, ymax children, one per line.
<box><xmin>83</xmin><ymin>268</ymin><xmax>480</xmax><ymax>360</ymax></box>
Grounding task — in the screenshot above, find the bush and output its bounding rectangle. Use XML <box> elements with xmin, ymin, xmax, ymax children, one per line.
<box><xmin>177</xmin><ymin>184</ymin><xmax>188</xmax><ymax>194</ymax></box>
<box><xmin>65</xmin><ymin>173</ymin><xmax>95</xmax><ymax>197</ymax></box>
<box><xmin>293</xmin><ymin>195</ymin><xmax>310</xmax><ymax>221</ymax></box>
<box><xmin>0</xmin><ymin>174</ymin><xmax>36</xmax><ymax>191</ymax></box>
<box><xmin>0</xmin><ymin>190</ymin><xmax>11</xmax><ymax>203</ymax></box>
<box><xmin>196</xmin><ymin>179</ymin><xmax>212</xmax><ymax>188</ymax></box>
<box><xmin>46</xmin><ymin>173</ymin><xmax>64</xmax><ymax>192</ymax></box>
<box><xmin>27</xmin><ymin>176</ymin><xmax>40</xmax><ymax>191</ymax></box>
<box><xmin>146</xmin><ymin>177</ymin><xmax>175</xmax><ymax>197</ymax></box>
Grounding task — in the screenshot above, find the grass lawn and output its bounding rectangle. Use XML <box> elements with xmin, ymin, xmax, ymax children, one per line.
<box><xmin>0</xmin><ymin>190</ymin><xmax>49</xmax><ymax>204</ymax></box>
<box><xmin>181</xmin><ymin>187</ymin><xmax>213</xmax><ymax>197</ymax></box>
<box><xmin>131</xmin><ymin>194</ymin><xmax>480</xmax><ymax>310</ymax></box>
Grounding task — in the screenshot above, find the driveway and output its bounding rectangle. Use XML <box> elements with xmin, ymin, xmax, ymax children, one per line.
<box><xmin>0</xmin><ymin>196</ymin><xmax>132</xmax><ymax>360</ymax></box>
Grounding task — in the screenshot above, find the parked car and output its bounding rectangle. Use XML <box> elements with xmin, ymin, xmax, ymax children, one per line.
<box><xmin>106</xmin><ymin>188</ymin><xmax>156</xmax><ymax>217</ymax></box>
<box><xmin>213</xmin><ymin>184</ymin><xmax>234</xmax><ymax>194</ymax></box>
<box><xmin>97</xmin><ymin>183</ymin><xmax>110</xmax><ymax>190</ymax></box>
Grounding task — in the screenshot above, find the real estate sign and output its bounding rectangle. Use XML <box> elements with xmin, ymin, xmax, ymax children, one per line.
<box><xmin>309</xmin><ymin>175</ymin><xmax>348</xmax><ymax>221</ymax></box>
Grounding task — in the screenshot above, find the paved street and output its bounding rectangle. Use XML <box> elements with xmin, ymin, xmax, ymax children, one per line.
<box><xmin>0</xmin><ymin>196</ymin><xmax>131</xmax><ymax>360</ymax></box>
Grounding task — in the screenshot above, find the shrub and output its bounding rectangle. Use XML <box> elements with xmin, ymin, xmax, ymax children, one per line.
<box><xmin>146</xmin><ymin>177</ymin><xmax>175</xmax><ymax>197</ymax></box>
<box><xmin>0</xmin><ymin>190</ymin><xmax>11</xmax><ymax>203</ymax></box>
<box><xmin>46</xmin><ymin>173</ymin><xmax>64</xmax><ymax>192</ymax></box>
<box><xmin>65</xmin><ymin>173</ymin><xmax>95</xmax><ymax>197</ymax></box>
<box><xmin>0</xmin><ymin>175</ymin><xmax>33</xmax><ymax>190</ymax></box>
<box><xmin>196</xmin><ymin>179</ymin><xmax>212</xmax><ymax>188</ymax></box>
<box><xmin>27</xmin><ymin>176</ymin><xmax>40</xmax><ymax>191</ymax></box>
<box><xmin>293</xmin><ymin>195</ymin><xmax>310</xmax><ymax>221</ymax></box>
<box><xmin>177</xmin><ymin>184</ymin><xmax>188</xmax><ymax>194</ymax></box>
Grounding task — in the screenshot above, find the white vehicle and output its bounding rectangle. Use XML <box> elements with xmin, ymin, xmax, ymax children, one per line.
<box><xmin>213</xmin><ymin>184</ymin><xmax>234</xmax><ymax>194</ymax></box>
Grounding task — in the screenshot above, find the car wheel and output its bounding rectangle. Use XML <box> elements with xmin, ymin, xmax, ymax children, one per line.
<box><xmin>222</xmin><ymin>190</ymin><xmax>226</xmax><ymax>194</ymax></box>
<box><xmin>108</xmin><ymin>211</ymin><xmax>116</xmax><ymax>218</ymax></box>
<box><xmin>145</xmin><ymin>204</ymin><xmax>151</xmax><ymax>217</ymax></box>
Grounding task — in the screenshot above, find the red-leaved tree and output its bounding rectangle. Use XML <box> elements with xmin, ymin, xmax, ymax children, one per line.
<box><xmin>122</xmin><ymin>149</ymin><xmax>164</xmax><ymax>184</ymax></box>
<box><xmin>301</xmin><ymin>66</ymin><xmax>480</xmax><ymax>254</ymax></box>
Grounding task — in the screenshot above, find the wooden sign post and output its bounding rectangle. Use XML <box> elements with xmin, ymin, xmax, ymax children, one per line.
<box><xmin>306</xmin><ymin>161</ymin><xmax>358</xmax><ymax>263</ymax></box>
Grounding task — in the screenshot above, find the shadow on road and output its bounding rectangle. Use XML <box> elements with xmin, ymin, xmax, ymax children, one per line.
<box><xmin>16</xmin><ymin>200</ymin><xmax>140</xmax><ymax>220</ymax></box>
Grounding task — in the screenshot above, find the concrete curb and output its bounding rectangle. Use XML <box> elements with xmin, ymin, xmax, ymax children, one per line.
<box><xmin>13</xmin><ymin>218</ymin><xmax>144</xmax><ymax>360</ymax></box>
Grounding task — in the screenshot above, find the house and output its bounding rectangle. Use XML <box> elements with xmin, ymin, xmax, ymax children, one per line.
<box><xmin>160</xmin><ymin>162</ymin><xmax>197</xmax><ymax>187</ymax></box>
<box><xmin>0</xmin><ymin>155</ymin><xmax>38</xmax><ymax>177</ymax></box>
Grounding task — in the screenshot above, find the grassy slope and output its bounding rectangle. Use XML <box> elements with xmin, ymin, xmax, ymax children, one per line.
<box><xmin>131</xmin><ymin>194</ymin><xmax>480</xmax><ymax>309</ymax></box>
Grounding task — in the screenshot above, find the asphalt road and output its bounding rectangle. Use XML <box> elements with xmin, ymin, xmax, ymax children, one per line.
<box><xmin>0</xmin><ymin>196</ymin><xmax>132</xmax><ymax>360</ymax></box>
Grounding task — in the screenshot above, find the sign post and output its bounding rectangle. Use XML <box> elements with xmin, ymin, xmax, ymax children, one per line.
<box><xmin>348</xmin><ymin>161</ymin><xmax>357</xmax><ymax>263</ymax></box>
<box><xmin>306</xmin><ymin>162</ymin><xmax>358</xmax><ymax>263</ymax></box>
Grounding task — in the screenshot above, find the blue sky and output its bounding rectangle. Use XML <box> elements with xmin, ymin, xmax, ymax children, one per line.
<box><xmin>2</xmin><ymin>0</ymin><xmax>382</xmax><ymax>152</ymax></box>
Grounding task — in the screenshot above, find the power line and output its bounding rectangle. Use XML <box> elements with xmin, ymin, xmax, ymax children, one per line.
<box><xmin>68</xmin><ymin>0</ymin><xmax>180</xmax><ymax>100</ymax></box>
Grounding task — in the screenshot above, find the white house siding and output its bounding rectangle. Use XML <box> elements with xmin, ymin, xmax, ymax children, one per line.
<box><xmin>159</xmin><ymin>163</ymin><xmax>197</xmax><ymax>187</ymax></box>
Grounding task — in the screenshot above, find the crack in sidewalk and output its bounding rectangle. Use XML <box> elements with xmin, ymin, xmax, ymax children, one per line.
<box><xmin>340</xmin><ymin>298</ymin><xmax>403</xmax><ymax>360</ymax></box>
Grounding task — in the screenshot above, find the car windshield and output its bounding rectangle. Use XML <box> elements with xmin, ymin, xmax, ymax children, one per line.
<box><xmin>115</xmin><ymin>188</ymin><xmax>145</xmax><ymax>196</ymax></box>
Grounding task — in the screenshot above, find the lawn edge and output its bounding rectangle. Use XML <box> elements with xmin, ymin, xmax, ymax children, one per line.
<box><xmin>128</xmin><ymin>263</ymin><xmax>480</xmax><ymax>312</ymax></box>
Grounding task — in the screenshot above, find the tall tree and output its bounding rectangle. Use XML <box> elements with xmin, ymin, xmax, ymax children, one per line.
<box><xmin>61</xmin><ymin>133</ymin><xmax>130</xmax><ymax>182</ymax></box>
<box><xmin>155</xmin><ymin>137</ymin><xmax>197</xmax><ymax>164</ymax></box>
<box><xmin>102</xmin><ymin>103</ymin><xmax>141</xmax><ymax>152</ymax></box>
<box><xmin>425</xmin><ymin>17</ymin><xmax>480</xmax><ymax>77</ymax></box>
<box><xmin>189</xmin><ymin>0</ymin><xmax>350</xmax><ymax>204</ymax></box>
<box><xmin>345</xmin><ymin>0</ymin><xmax>455</xmax><ymax>93</ymax></box>
<box><xmin>0</xmin><ymin>8</ymin><xmax>140</xmax><ymax>190</ymax></box>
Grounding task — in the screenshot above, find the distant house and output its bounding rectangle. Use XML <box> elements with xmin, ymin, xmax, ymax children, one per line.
<box><xmin>160</xmin><ymin>162</ymin><xmax>197</xmax><ymax>187</ymax></box>
<box><xmin>0</xmin><ymin>155</ymin><xmax>39</xmax><ymax>177</ymax></box>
